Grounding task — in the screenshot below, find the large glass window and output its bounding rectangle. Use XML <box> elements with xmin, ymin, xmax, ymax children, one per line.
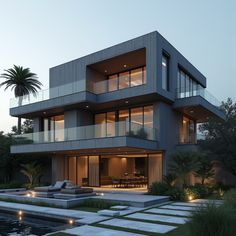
<box><xmin>43</xmin><ymin>115</ymin><xmax>64</xmax><ymax>142</ymax></box>
<box><xmin>180</xmin><ymin>116</ymin><xmax>196</xmax><ymax>144</ymax></box>
<box><xmin>144</xmin><ymin>106</ymin><xmax>154</xmax><ymax>139</ymax></box>
<box><xmin>118</xmin><ymin>109</ymin><xmax>129</xmax><ymax>136</ymax></box>
<box><xmin>162</xmin><ymin>54</ymin><xmax>169</xmax><ymax>90</ymax></box>
<box><xmin>177</xmin><ymin>68</ymin><xmax>202</xmax><ymax>98</ymax></box>
<box><xmin>106</xmin><ymin>112</ymin><xmax>116</xmax><ymax>136</ymax></box>
<box><xmin>95</xmin><ymin>113</ymin><xmax>106</xmax><ymax>137</ymax></box>
<box><xmin>95</xmin><ymin>105</ymin><xmax>154</xmax><ymax>139</ymax></box>
<box><xmin>119</xmin><ymin>71</ymin><xmax>130</xmax><ymax>89</ymax></box>
<box><xmin>104</xmin><ymin>66</ymin><xmax>146</xmax><ymax>93</ymax></box>
<box><xmin>130</xmin><ymin>68</ymin><xmax>143</xmax><ymax>87</ymax></box>
<box><xmin>108</xmin><ymin>74</ymin><xmax>118</xmax><ymax>92</ymax></box>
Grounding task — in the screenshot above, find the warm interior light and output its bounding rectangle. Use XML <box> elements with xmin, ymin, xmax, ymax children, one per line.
<box><xmin>188</xmin><ymin>195</ymin><xmax>193</xmax><ymax>201</ymax></box>
<box><xmin>123</xmin><ymin>64</ymin><xmax>127</xmax><ymax>68</ymax></box>
<box><xmin>18</xmin><ymin>210</ymin><xmax>23</xmax><ymax>216</ymax></box>
<box><xmin>26</xmin><ymin>193</ymin><xmax>31</xmax><ymax>197</ymax></box>
<box><xmin>100</xmin><ymin>193</ymin><xmax>104</xmax><ymax>196</ymax></box>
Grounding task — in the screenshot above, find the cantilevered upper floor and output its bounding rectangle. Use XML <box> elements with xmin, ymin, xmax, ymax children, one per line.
<box><xmin>9</xmin><ymin>31</ymin><xmax>224</xmax><ymax>122</ymax></box>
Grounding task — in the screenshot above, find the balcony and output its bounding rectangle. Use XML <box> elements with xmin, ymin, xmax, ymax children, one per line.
<box><xmin>176</xmin><ymin>85</ymin><xmax>220</xmax><ymax>107</ymax></box>
<box><xmin>13</xmin><ymin>121</ymin><xmax>157</xmax><ymax>145</ymax></box>
<box><xmin>174</xmin><ymin>86</ymin><xmax>225</xmax><ymax>122</ymax></box>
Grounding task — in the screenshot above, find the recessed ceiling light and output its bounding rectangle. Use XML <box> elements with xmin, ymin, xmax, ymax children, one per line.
<box><xmin>190</xmin><ymin>110</ymin><xmax>194</xmax><ymax>114</ymax></box>
<box><xmin>86</xmin><ymin>105</ymin><xmax>89</xmax><ymax>108</ymax></box>
<box><xmin>123</xmin><ymin>64</ymin><xmax>127</xmax><ymax>68</ymax></box>
<box><xmin>104</xmin><ymin>70</ymin><xmax>107</xmax><ymax>73</ymax></box>
<box><xmin>43</xmin><ymin>111</ymin><xmax>46</xmax><ymax>114</ymax></box>
<box><xmin>125</xmin><ymin>101</ymin><xmax>129</xmax><ymax>104</ymax></box>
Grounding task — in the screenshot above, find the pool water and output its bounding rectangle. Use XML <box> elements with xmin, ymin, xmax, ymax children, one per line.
<box><xmin>0</xmin><ymin>213</ymin><xmax>65</xmax><ymax>235</ymax></box>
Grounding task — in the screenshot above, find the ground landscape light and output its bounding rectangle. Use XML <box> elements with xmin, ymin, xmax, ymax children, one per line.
<box><xmin>69</xmin><ymin>219</ymin><xmax>74</xmax><ymax>225</ymax></box>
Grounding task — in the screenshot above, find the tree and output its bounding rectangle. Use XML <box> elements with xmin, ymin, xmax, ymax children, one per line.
<box><xmin>0</xmin><ymin>65</ymin><xmax>42</xmax><ymax>134</ymax></box>
<box><xmin>199</xmin><ymin>98</ymin><xmax>236</xmax><ymax>176</ymax></box>
<box><xmin>0</xmin><ymin>132</ymin><xmax>17</xmax><ymax>183</ymax></box>
<box><xmin>194</xmin><ymin>153</ymin><xmax>215</xmax><ymax>185</ymax></box>
<box><xmin>169</xmin><ymin>151</ymin><xmax>198</xmax><ymax>188</ymax></box>
<box><xmin>21</xmin><ymin>162</ymin><xmax>43</xmax><ymax>189</ymax></box>
<box><xmin>11</xmin><ymin>119</ymin><xmax>33</xmax><ymax>135</ymax></box>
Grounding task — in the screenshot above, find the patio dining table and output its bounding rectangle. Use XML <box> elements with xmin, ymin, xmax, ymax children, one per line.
<box><xmin>112</xmin><ymin>177</ymin><xmax>147</xmax><ymax>188</ymax></box>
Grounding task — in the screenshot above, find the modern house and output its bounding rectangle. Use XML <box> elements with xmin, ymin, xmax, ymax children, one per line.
<box><xmin>10</xmin><ymin>31</ymin><xmax>225</xmax><ymax>189</ymax></box>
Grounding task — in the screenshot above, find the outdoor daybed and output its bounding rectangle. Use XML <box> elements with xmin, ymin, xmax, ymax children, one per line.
<box><xmin>34</xmin><ymin>180</ymin><xmax>69</xmax><ymax>197</ymax></box>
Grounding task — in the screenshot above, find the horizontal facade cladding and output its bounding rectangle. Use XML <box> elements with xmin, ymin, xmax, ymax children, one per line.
<box><xmin>11</xmin><ymin>136</ymin><xmax>159</xmax><ymax>154</ymax></box>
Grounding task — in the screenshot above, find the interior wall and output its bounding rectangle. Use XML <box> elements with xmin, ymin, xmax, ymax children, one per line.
<box><xmin>88</xmin><ymin>156</ymin><xmax>100</xmax><ymax>186</ymax></box>
<box><xmin>148</xmin><ymin>153</ymin><xmax>163</xmax><ymax>186</ymax></box>
<box><xmin>68</xmin><ymin>156</ymin><xmax>77</xmax><ymax>184</ymax></box>
<box><xmin>77</xmin><ymin>156</ymin><xmax>88</xmax><ymax>185</ymax></box>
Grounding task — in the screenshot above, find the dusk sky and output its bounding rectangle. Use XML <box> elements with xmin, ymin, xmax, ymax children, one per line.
<box><xmin>0</xmin><ymin>0</ymin><xmax>234</xmax><ymax>133</ymax></box>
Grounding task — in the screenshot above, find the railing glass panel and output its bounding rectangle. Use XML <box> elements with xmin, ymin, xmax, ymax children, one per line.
<box><xmin>13</xmin><ymin>121</ymin><xmax>157</xmax><ymax>145</ymax></box>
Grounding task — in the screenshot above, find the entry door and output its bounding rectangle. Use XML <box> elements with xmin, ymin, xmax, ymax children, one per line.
<box><xmin>88</xmin><ymin>156</ymin><xmax>100</xmax><ymax>187</ymax></box>
<box><xmin>148</xmin><ymin>154</ymin><xmax>163</xmax><ymax>186</ymax></box>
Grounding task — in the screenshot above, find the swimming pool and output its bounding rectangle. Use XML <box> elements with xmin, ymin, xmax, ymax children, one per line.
<box><xmin>0</xmin><ymin>212</ymin><xmax>66</xmax><ymax>235</ymax></box>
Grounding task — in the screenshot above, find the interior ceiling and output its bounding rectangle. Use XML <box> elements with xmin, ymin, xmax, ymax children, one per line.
<box><xmin>16</xmin><ymin>147</ymin><xmax>162</xmax><ymax>157</ymax></box>
<box><xmin>89</xmin><ymin>48</ymin><xmax>146</xmax><ymax>75</ymax></box>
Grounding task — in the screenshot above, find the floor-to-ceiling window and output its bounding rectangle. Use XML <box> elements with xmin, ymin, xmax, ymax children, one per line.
<box><xmin>180</xmin><ymin>116</ymin><xmax>196</xmax><ymax>144</ymax></box>
<box><xmin>177</xmin><ymin>68</ymin><xmax>202</xmax><ymax>98</ymax></box>
<box><xmin>43</xmin><ymin>115</ymin><xmax>64</xmax><ymax>142</ymax></box>
<box><xmin>105</xmin><ymin>66</ymin><xmax>146</xmax><ymax>93</ymax></box>
<box><xmin>94</xmin><ymin>105</ymin><xmax>154</xmax><ymax>139</ymax></box>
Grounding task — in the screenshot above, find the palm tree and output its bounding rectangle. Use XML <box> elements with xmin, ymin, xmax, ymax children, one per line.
<box><xmin>169</xmin><ymin>151</ymin><xmax>198</xmax><ymax>188</ymax></box>
<box><xmin>21</xmin><ymin>162</ymin><xmax>43</xmax><ymax>189</ymax></box>
<box><xmin>0</xmin><ymin>65</ymin><xmax>42</xmax><ymax>134</ymax></box>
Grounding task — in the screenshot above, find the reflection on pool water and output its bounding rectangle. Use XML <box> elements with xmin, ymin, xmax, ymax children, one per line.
<box><xmin>0</xmin><ymin>212</ymin><xmax>65</xmax><ymax>235</ymax></box>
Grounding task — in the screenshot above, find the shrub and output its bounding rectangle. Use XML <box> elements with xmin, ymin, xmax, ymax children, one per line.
<box><xmin>163</xmin><ymin>174</ymin><xmax>177</xmax><ymax>187</ymax></box>
<box><xmin>192</xmin><ymin>184</ymin><xmax>209</xmax><ymax>198</ymax></box>
<box><xmin>148</xmin><ymin>182</ymin><xmax>170</xmax><ymax>195</ymax></box>
<box><xmin>187</xmin><ymin>203</ymin><xmax>236</xmax><ymax>236</ymax></box>
<box><xmin>166</xmin><ymin>187</ymin><xmax>185</xmax><ymax>201</ymax></box>
<box><xmin>0</xmin><ymin>181</ymin><xmax>23</xmax><ymax>189</ymax></box>
<box><xmin>223</xmin><ymin>189</ymin><xmax>236</xmax><ymax>207</ymax></box>
<box><xmin>184</xmin><ymin>187</ymin><xmax>200</xmax><ymax>201</ymax></box>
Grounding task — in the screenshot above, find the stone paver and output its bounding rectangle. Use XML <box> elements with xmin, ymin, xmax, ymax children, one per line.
<box><xmin>98</xmin><ymin>209</ymin><xmax>120</xmax><ymax>216</ymax></box>
<box><xmin>62</xmin><ymin>225</ymin><xmax>145</xmax><ymax>236</ymax></box>
<box><xmin>191</xmin><ymin>199</ymin><xmax>223</xmax><ymax>205</ymax></box>
<box><xmin>145</xmin><ymin>208</ymin><xmax>192</xmax><ymax>217</ymax></box>
<box><xmin>160</xmin><ymin>205</ymin><xmax>194</xmax><ymax>211</ymax></box>
<box><xmin>110</xmin><ymin>205</ymin><xmax>129</xmax><ymax>210</ymax></box>
<box><xmin>100</xmin><ymin>218</ymin><xmax>177</xmax><ymax>234</ymax></box>
<box><xmin>93</xmin><ymin>193</ymin><xmax>169</xmax><ymax>207</ymax></box>
<box><xmin>126</xmin><ymin>212</ymin><xmax>188</xmax><ymax>224</ymax></box>
<box><xmin>171</xmin><ymin>202</ymin><xmax>207</xmax><ymax>207</ymax></box>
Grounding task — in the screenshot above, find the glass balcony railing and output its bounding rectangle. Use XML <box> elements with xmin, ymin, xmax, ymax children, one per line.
<box><xmin>12</xmin><ymin>121</ymin><xmax>157</xmax><ymax>145</ymax></box>
<box><xmin>179</xmin><ymin>132</ymin><xmax>197</xmax><ymax>144</ymax></box>
<box><xmin>10</xmin><ymin>80</ymin><xmax>86</xmax><ymax>108</ymax></box>
<box><xmin>10</xmin><ymin>76</ymin><xmax>146</xmax><ymax>108</ymax></box>
<box><xmin>176</xmin><ymin>85</ymin><xmax>221</xmax><ymax>107</ymax></box>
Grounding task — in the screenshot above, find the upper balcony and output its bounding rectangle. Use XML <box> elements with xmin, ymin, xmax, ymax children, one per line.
<box><xmin>11</xmin><ymin>121</ymin><xmax>158</xmax><ymax>154</ymax></box>
<box><xmin>174</xmin><ymin>85</ymin><xmax>225</xmax><ymax>122</ymax></box>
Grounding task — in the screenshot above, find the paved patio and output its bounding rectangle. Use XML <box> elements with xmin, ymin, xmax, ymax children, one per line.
<box><xmin>93</xmin><ymin>193</ymin><xmax>169</xmax><ymax>207</ymax></box>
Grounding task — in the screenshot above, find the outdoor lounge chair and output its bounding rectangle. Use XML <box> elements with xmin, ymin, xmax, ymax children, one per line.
<box><xmin>54</xmin><ymin>183</ymin><xmax>94</xmax><ymax>199</ymax></box>
<box><xmin>34</xmin><ymin>180</ymin><xmax>70</xmax><ymax>197</ymax></box>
